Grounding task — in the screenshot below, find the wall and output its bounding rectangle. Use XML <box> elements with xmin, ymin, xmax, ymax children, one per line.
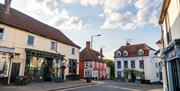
<box><xmin>0</xmin><ymin>24</ymin><xmax>80</xmax><ymax>78</ymax></box>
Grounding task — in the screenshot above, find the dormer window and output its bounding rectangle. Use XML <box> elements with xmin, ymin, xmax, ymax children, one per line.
<box><xmin>116</xmin><ymin>51</ymin><xmax>121</xmax><ymax>57</ymax></box>
<box><xmin>123</xmin><ymin>50</ymin><xmax>128</xmax><ymax>56</ymax></box>
<box><xmin>138</xmin><ymin>49</ymin><xmax>144</xmax><ymax>56</ymax></box>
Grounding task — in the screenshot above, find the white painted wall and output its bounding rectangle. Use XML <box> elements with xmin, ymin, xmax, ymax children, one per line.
<box><xmin>0</xmin><ymin>24</ymin><xmax>80</xmax><ymax>78</ymax></box>
<box><xmin>115</xmin><ymin>50</ymin><xmax>160</xmax><ymax>82</ymax></box>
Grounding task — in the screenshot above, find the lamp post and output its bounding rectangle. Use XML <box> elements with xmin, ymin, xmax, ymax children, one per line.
<box><xmin>90</xmin><ymin>34</ymin><xmax>101</xmax><ymax>49</ymax></box>
<box><xmin>138</xmin><ymin>49</ymin><xmax>144</xmax><ymax>80</ymax></box>
<box><xmin>86</xmin><ymin>34</ymin><xmax>101</xmax><ymax>83</ymax></box>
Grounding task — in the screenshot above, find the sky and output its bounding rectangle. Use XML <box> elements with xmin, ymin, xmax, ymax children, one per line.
<box><xmin>0</xmin><ymin>0</ymin><xmax>163</xmax><ymax>59</ymax></box>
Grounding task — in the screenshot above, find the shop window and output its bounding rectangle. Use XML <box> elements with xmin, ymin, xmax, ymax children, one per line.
<box><xmin>72</xmin><ymin>48</ymin><xmax>75</xmax><ymax>55</ymax></box>
<box><xmin>51</xmin><ymin>41</ymin><xmax>57</xmax><ymax>51</ymax></box>
<box><xmin>117</xmin><ymin>61</ymin><xmax>121</xmax><ymax>69</ymax></box>
<box><xmin>0</xmin><ymin>53</ymin><xmax>9</xmax><ymax>77</ymax></box>
<box><xmin>0</xmin><ymin>28</ymin><xmax>4</xmax><ymax>40</ymax></box>
<box><xmin>27</xmin><ymin>35</ymin><xmax>34</xmax><ymax>46</ymax></box>
<box><xmin>131</xmin><ymin>60</ymin><xmax>135</xmax><ymax>68</ymax></box>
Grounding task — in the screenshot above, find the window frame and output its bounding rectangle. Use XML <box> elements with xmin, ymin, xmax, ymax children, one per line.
<box><xmin>72</xmin><ymin>48</ymin><xmax>75</xmax><ymax>55</ymax></box>
<box><xmin>124</xmin><ymin>61</ymin><xmax>128</xmax><ymax>68</ymax></box>
<box><xmin>27</xmin><ymin>35</ymin><xmax>34</xmax><ymax>46</ymax></box>
<box><xmin>131</xmin><ymin>60</ymin><xmax>135</xmax><ymax>68</ymax></box>
<box><xmin>117</xmin><ymin>61</ymin><xmax>121</xmax><ymax>69</ymax></box>
<box><xmin>51</xmin><ymin>41</ymin><xmax>57</xmax><ymax>51</ymax></box>
<box><xmin>139</xmin><ymin>60</ymin><xmax>144</xmax><ymax>69</ymax></box>
<box><xmin>0</xmin><ymin>28</ymin><xmax>4</xmax><ymax>40</ymax></box>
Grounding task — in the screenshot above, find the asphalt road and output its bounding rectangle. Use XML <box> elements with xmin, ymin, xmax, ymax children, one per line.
<box><xmin>64</xmin><ymin>81</ymin><xmax>163</xmax><ymax>91</ymax></box>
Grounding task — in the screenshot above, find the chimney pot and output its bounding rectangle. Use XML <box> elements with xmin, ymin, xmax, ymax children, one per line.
<box><xmin>86</xmin><ymin>41</ymin><xmax>91</xmax><ymax>49</ymax></box>
<box><xmin>126</xmin><ymin>41</ymin><xmax>130</xmax><ymax>45</ymax></box>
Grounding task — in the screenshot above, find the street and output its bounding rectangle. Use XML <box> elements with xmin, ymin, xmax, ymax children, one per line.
<box><xmin>64</xmin><ymin>81</ymin><xmax>163</xmax><ymax>91</ymax></box>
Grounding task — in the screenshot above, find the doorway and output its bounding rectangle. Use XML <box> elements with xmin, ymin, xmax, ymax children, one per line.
<box><xmin>10</xmin><ymin>63</ymin><xmax>20</xmax><ymax>83</ymax></box>
<box><xmin>43</xmin><ymin>58</ymin><xmax>52</xmax><ymax>82</ymax></box>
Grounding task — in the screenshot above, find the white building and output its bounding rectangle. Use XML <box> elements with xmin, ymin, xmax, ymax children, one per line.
<box><xmin>0</xmin><ymin>0</ymin><xmax>80</xmax><ymax>84</ymax></box>
<box><xmin>158</xmin><ymin>0</ymin><xmax>180</xmax><ymax>91</ymax></box>
<box><xmin>114</xmin><ymin>43</ymin><xmax>160</xmax><ymax>83</ymax></box>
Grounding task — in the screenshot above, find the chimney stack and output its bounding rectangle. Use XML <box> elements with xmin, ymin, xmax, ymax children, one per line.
<box><xmin>126</xmin><ymin>41</ymin><xmax>130</xmax><ymax>45</ymax></box>
<box><xmin>4</xmin><ymin>0</ymin><xmax>12</xmax><ymax>14</ymax></box>
<box><xmin>100</xmin><ymin>48</ymin><xmax>103</xmax><ymax>59</ymax></box>
<box><xmin>86</xmin><ymin>41</ymin><xmax>91</xmax><ymax>49</ymax></box>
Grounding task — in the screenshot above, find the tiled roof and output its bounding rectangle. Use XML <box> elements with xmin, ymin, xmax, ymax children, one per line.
<box><xmin>80</xmin><ymin>48</ymin><xmax>105</xmax><ymax>63</ymax></box>
<box><xmin>114</xmin><ymin>43</ymin><xmax>156</xmax><ymax>57</ymax></box>
<box><xmin>0</xmin><ymin>4</ymin><xmax>80</xmax><ymax>48</ymax></box>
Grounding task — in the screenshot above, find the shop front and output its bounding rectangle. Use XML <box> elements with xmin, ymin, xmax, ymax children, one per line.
<box><xmin>24</xmin><ymin>48</ymin><xmax>64</xmax><ymax>83</ymax></box>
<box><xmin>163</xmin><ymin>39</ymin><xmax>180</xmax><ymax>91</ymax></box>
<box><xmin>0</xmin><ymin>46</ymin><xmax>14</xmax><ymax>84</ymax></box>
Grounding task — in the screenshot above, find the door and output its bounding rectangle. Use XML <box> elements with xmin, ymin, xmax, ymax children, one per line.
<box><xmin>10</xmin><ymin>63</ymin><xmax>20</xmax><ymax>83</ymax></box>
<box><xmin>43</xmin><ymin>58</ymin><xmax>52</xmax><ymax>82</ymax></box>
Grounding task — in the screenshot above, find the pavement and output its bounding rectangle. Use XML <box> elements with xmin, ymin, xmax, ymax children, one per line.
<box><xmin>0</xmin><ymin>79</ymin><xmax>97</xmax><ymax>91</ymax></box>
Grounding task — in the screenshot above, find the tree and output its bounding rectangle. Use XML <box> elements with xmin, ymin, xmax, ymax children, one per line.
<box><xmin>105</xmin><ymin>59</ymin><xmax>115</xmax><ymax>79</ymax></box>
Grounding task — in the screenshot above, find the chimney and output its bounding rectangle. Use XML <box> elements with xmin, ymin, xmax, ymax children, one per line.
<box><xmin>100</xmin><ymin>48</ymin><xmax>103</xmax><ymax>59</ymax></box>
<box><xmin>4</xmin><ymin>0</ymin><xmax>12</xmax><ymax>14</ymax></box>
<box><xmin>126</xmin><ymin>41</ymin><xmax>130</xmax><ymax>45</ymax></box>
<box><xmin>86</xmin><ymin>41</ymin><xmax>91</xmax><ymax>49</ymax></box>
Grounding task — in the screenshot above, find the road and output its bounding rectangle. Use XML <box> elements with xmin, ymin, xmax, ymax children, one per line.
<box><xmin>64</xmin><ymin>80</ymin><xmax>163</xmax><ymax>91</ymax></box>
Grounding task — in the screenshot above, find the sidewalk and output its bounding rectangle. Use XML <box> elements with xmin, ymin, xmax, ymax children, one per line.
<box><xmin>0</xmin><ymin>79</ymin><xmax>97</xmax><ymax>91</ymax></box>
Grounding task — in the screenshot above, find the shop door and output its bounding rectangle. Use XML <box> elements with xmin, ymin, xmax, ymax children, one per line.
<box><xmin>44</xmin><ymin>58</ymin><xmax>52</xmax><ymax>82</ymax></box>
<box><xmin>10</xmin><ymin>63</ymin><xmax>20</xmax><ymax>83</ymax></box>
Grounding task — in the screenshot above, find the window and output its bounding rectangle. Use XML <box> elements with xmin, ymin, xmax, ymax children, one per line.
<box><xmin>138</xmin><ymin>49</ymin><xmax>144</xmax><ymax>56</ymax></box>
<box><xmin>27</xmin><ymin>35</ymin><xmax>34</xmax><ymax>46</ymax></box>
<box><xmin>0</xmin><ymin>28</ymin><xmax>4</xmax><ymax>40</ymax></box>
<box><xmin>156</xmin><ymin>72</ymin><xmax>159</xmax><ymax>78</ymax></box>
<box><xmin>51</xmin><ymin>41</ymin><xmax>56</xmax><ymax>50</ymax></box>
<box><xmin>124</xmin><ymin>61</ymin><xmax>128</xmax><ymax>68</ymax></box>
<box><xmin>165</xmin><ymin>12</ymin><xmax>172</xmax><ymax>44</ymax></box>
<box><xmin>139</xmin><ymin>60</ymin><xmax>144</xmax><ymax>69</ymax></box>
<box><xmin>117</xmin><ymin>71</ymin><xmax>121</xmax><ymax>78</ymax></box>
<box><xmin>72</xmin><ymin>48</ymin><xmax>75</xmax><ymax>55</ymax></box>
<box><xmin>117</xmin><ymin>61</ymin><xmax>121</xmax><ymax>69</ymax></box>
<box><xmin>123</xmin><ymin>50</ymin><xmax>128</xmax><ymax>56</ymax></box>
<box><xmin>116</xmin><ymin>51</ymin><xmax>121</xmax><ymax>57</ymax></box>
<box><xmin>155</xmin><ymin>63</ymin><xmax>158</xmax><ymax>68</ymax></box>
<box><xmin>131</xmin><ymin>60</ymin><xmax>135</xmax><ymax>68</ymax></box>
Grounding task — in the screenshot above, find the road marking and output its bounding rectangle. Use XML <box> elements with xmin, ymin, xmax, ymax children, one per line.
<box><xmin>105</xmin><ymin>85</ymin><xmax>140</xmax><ymax>91</ymax></box>
<box><xmin>55</xmin><ymin>84</ymin><xmax>97</xmax><ymax>91</ymax></box>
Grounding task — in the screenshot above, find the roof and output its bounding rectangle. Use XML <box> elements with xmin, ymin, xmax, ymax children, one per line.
<box><xmin>0</xmin><ymin>4</ymin><xmax>80</xmax><ymax>48</ymax></box>
<box><xmin>114</xmin><ymin>43</ymin><xmax>156</xmax><ymax>57</ymax></box>
<box><xmin>80</xmin><ymin>47</ymin><xmax>105</xmax><ymax>63</ymax></box>
<box><xmin>159</xmin><ymin>0</ymin><xmax>171</xmax><ymax>24</ymax></box>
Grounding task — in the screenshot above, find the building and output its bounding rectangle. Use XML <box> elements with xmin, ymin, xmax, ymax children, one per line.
<box><xmin>79</xmin><ymin>41</ymin><xmax>107</xmax><ymax>80</ymax></box>
<box><xmin>0</xmin><ymin>0</ymin><xmax>80</xmax><ymax>84</ymax></box>
<box><xmin>158</xmin><ymin>0</ymin><xmax>180</xmax><ymax>91</ymax></box>
<box><xmin>114</xmin><ymin>42</ymin><xmax>160</xmax><ymax>83</ymax></box>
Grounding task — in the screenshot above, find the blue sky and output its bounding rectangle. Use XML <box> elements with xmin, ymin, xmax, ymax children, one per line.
<box><xmin>0</xmin><ymin>0</ymin><xmax>163</xmax><ymax>59</ymax></box>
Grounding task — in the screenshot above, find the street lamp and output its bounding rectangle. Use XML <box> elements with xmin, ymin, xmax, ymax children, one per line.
<box><xmin>91</xmin><ymin>34</ymin><xmax>101</xmax><ymax>49</ymax></box>
<box><xmin>138</xmin><ymin>49</ymin><xmax>144</xmax><ymax>79</ymax></box>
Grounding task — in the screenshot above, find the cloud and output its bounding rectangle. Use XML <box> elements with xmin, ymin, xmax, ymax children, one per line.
<box><xmin>49</xmin><ymin>9</ymin><xmax>87</xmax><ymax>31</ymax></box>
<box><xmin>100</xmin><ymin>0</ymin><xmax>162</xmax><ymax>30</ymax></box>
<box><xmin>24</xmin><ymin>0</ymin><xmax>86</xmax><ymax>31</ymax></box>
<box><xmin>62</xmin><ymin>0</ymin><xmax>77</xmax><ymax>4</ymax></box>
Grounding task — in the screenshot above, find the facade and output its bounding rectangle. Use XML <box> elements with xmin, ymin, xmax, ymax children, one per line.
<box><xmin>158</xmin><ymin>0</ymin><xmax>180</xmax><ymax>91</ymax></box>
<box><xmin>0</xmin><ymin>1</ymin><xmax>80</xmax><ymax>84</ymax></box>
<box><xmin>79</xmin><ymin>41</ymin><xmax>107</xmax><ymax>80</ymax></box>
<box><xmin>114</xmin><ymin>43</ymin><xmax>160</xmax><ymax>83</ymax></box>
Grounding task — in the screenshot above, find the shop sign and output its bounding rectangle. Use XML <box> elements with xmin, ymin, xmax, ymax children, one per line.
<box><xmin>168</xmin><ymin>51</ymin><xmax>176</xmax><ymax>58</ymax></box>
<box><xmin>0</xmin><ymin>47</ymin><xmax>13</xmax><ymax>53</ymax></box>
